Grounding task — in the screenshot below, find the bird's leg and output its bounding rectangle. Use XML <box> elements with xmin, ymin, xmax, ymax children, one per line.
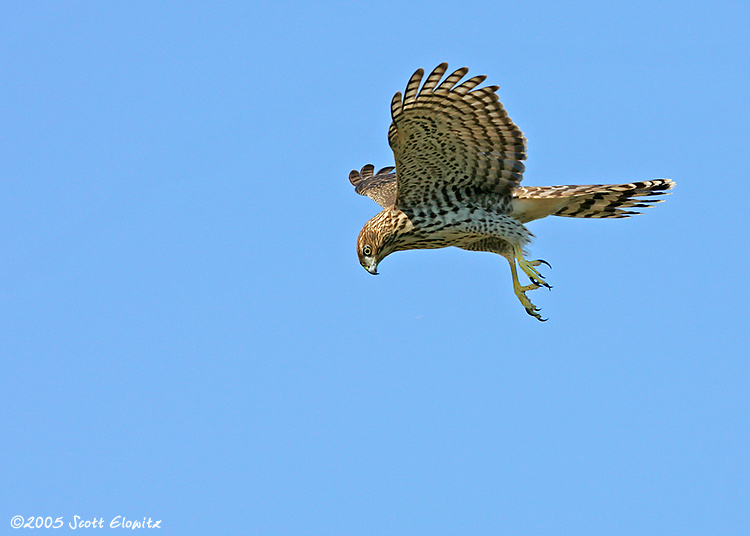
<box><xmin>507</xmin><ymin>257</ymin><xmax>546</xmax><ymax>322</ymax></box>
<box><xmin>513</xmin><ymin>244</ymin><xmax>551</xmax><ymax>289</ymax></box>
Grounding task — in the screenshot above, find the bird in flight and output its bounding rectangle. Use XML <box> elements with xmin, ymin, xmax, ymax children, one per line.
<box><xmin>350</xmin><ymin>63</ymin><xmax>673</xmax><ymax>320</ymax></box>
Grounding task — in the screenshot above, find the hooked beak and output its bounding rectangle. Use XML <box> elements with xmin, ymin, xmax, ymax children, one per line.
<box><xmin>362</xmin><ymin>261</ymin><xmax>379</xmax><ymax>275</ymax></box>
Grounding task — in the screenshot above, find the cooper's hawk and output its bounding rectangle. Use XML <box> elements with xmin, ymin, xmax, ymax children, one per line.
<box><xmin>350</xmin><ymin>63</ymin><xmax>674</xmax><ymax>320</ymax></box>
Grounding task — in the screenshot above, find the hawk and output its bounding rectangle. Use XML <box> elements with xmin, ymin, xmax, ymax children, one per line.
<box><xmin>350</xmin><ymin>63</ymin><xmax>674</xmax><ymax>320</ymax></box>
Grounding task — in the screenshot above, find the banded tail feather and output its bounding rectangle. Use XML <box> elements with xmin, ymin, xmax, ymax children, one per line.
<box><xmin>511</xmin><ymin>179</ymin><xmax>674</xmax><ymax>222</ymax></box>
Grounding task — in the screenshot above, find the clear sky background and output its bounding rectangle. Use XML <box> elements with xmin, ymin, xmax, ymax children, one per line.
<box><xmin>2</xmin><ymin>1</ymin><xmax>749</xmax><ymax>534</ymax></box>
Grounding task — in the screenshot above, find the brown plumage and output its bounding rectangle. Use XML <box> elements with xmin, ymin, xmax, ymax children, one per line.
<box><xmin>350</xmin><ymin>63</ymin><xmax>674</xmax><ymax>320</ymax></box>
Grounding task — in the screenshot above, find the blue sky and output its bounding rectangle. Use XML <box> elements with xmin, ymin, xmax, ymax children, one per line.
<box><xmin>2</xmin><ymin>1</ymin><xmax>749</xmax><ymax>534</ymax></box>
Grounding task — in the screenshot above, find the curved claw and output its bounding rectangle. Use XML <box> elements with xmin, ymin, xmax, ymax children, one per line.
<box><xmin>509</xmin><ymin>246</ymin><xmax>552</xmax><ymax>321</ymax></box>
<box><xmin>524</xmin><ymin>306</ymin><xmax>548</xmax><ymax>322</ymax></box>
<box><xmin>529</xmin><ymin>277</ymin><xmax>552</xmax><ymax>290</ymax></box>
<box><xmin>515</xmin><ymin>246</ymin><xmax>552</xmax><ymax>288</ymax></box>
<box><xmin>527</xmin><ymin>259</ymin><xmax>552</xmax><ymax>288</ymax></box>
<box><xmin>529</xmin><ymin>277</ymin><xmax>553</xmax><ymax>290</ymax></box>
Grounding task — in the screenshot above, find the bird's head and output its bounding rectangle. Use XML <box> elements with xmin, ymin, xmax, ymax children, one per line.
<box><xmin>356</xmin><ymin>210</ymin><xmax>410</xmax><ymax>275</ymax></box>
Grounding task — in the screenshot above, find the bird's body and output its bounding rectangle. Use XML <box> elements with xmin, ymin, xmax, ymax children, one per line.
<box><xmin>350</xmin><ymin>63</ymin><xmax>673</xmax><ymax>320</ymax></box>
<box><xmin>380</xmin><ymin>193</ymin><xmax>526</xmax><ymax>251</ymax></box>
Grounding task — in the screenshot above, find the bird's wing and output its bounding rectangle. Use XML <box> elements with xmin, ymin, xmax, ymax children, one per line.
<box><xmin>388</xmin><ymin>63</ymin><xmax>527</xmax><ymax>208</ymax></box>
<box><xmin>348</xmin><ymin>164</ymin><xmax>397</xmax><ymax>209</ymax></box>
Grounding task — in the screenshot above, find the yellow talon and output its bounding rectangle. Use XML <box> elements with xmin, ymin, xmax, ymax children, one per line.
<box><xmin>513</xmin><ymin>244</ymin><xmax>551</xmax><ymax>289</ymax></box>
<box><xmin>508</xmin><ymin>257</ymin><xmax>547</xmax><ymax>321</ymax></box>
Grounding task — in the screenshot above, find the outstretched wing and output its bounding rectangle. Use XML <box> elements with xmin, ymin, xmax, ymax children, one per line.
<box><xmin>348</xmin><ymin>164</ymin><xmax>397</xmax><ymax>208</ymax></box>
<box><xmin>388</xmin><ymin>63</ymin><xmax>527</xmax><ymax>208</ymax></box>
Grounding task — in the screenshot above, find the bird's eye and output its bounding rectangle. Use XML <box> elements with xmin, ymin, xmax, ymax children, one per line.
<box><xmin>362</xmin><ymin>245</ymin><xmax>372</xmax><ymax>257</ymax></box>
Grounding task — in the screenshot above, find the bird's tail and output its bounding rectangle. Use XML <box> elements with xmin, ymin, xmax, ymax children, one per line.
<box><xmin>513</xmin><ymin>179</ymin><xmax>674</xmax><ymax>221</ymax></box>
